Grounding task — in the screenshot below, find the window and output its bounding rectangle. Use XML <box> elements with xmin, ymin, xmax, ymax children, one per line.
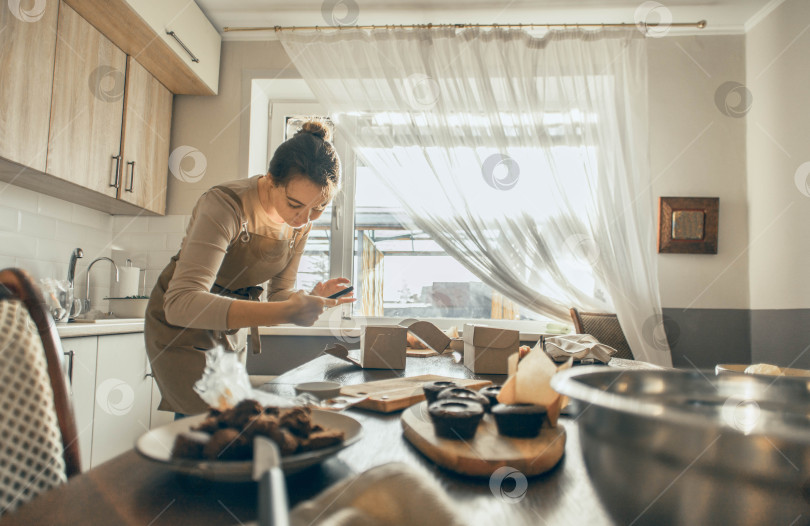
<box><xmin>267</xmin><ymin>100</ymin><xmax>557</xmax><ymax>329</ymax></box>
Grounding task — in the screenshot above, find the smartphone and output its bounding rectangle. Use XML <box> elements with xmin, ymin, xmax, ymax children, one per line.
<box><xmin>327</xmin><ymin>286</ymin><xmax>354</xmax><ymax>299</ymax></box>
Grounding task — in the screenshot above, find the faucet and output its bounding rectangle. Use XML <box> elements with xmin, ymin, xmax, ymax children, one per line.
<box><xmin>85</xmin><ymin>257</ymin><xmax>119</xmax><ymax>312</ymax></box>
<box><xmin>67</xmin><ymin>248</ymin><xmax>83</xmax><ymax>288</ymax></box>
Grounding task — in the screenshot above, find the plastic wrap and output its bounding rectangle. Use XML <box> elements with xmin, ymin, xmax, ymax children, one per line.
<box><xmin>193</xmin><ymin>346</ymin><xmax>293</xmax><ymax>410</ymax></box>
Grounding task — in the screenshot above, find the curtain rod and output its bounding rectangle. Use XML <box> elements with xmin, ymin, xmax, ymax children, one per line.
<box><xmin>223</xmin><ymin>20</ymin><xmax>707</xmax><ymax>32</ymax></box>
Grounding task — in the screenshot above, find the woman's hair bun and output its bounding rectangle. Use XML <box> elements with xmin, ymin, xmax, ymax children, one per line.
<box><xmin>297</xmin><ymin>120</ymin><xmax>332</xmax><ymax>142</ymax></box>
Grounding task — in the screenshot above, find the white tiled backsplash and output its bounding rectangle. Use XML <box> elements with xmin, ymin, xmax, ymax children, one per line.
<box><xmin>0</xmin><ymin>182</ymin><xmax>188</xmax><ymax>312</ymax></box>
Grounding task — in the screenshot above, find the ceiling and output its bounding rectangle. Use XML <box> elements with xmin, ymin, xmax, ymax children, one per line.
<box><xmin>196</xmin><ymin>0</ymin><xmax>782</xmax><ymax>39</ymax></box>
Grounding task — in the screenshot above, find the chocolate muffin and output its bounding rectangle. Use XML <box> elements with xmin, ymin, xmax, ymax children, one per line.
<box><xmin>172</xmin><ymin>400</ymin><xmax>346</xmax><ymax>462</ymax></box>
<box><xmin>423</xmin><ymin>381</ymin><xmax>460</xmax><ymax>404</ymax></box>
<box><xmin>437</xmin><ymin>387</ymin><xmax>491</xmax><ymax>412</ymax></box>
<box><xmin>203</xmin><ymin>428</ymin><xmax>251</xmax><ymax>460</ymax></box>
<box><xmin>478</xmin><ymin>385</ymin><xmax>502</xmax><ymax>409</ymax></box>
<box><xmin>428</xmin><ymin>399</ymin><xmax>485</xmax><ymax>440</ymax></box>
<box><xmin>492</xmin><ymin>404</ymin><xmax>548</xmax><ymax>438</ymax></box>
<box><xmin>299</xmin><ymin>429</ymin><xmax>345</xmax><ymax>451</ymax></box>
<box><xmin>222</xmin><ymin>399</ymin><xmax>263</xmax><ymax>429</ymax></box>
<box><xmin>170</xmin><ymin>431</ymin><xmax>210</xmax><ymax>460</ymax></box>
<box><xmin>280</xmin><ymin>406</ymin><xmax>313</xmax><ymax>437</ymax></box>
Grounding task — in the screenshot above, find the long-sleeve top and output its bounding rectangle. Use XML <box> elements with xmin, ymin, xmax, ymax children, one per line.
<box><xmin>162</xmin><ymin>175</ymin><xmax>309</xmax><ymax>330</ymax></box>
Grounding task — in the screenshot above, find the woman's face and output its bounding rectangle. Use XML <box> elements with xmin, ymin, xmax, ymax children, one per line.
<box><xmin>269</xmin><ymin>174</ymin><xmax>329</xmax><ymax>228</ymax></box>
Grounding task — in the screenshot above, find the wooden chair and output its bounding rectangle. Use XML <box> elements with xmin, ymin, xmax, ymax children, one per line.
<box><xmin>569</xmin><ymin>307</ymin><xmax>634</xmax><ymax>360</ymax></box>
<box><xmin>0</xmin><ymin>268</ymin><xmax>81</xmax><ymax>516</ymax></box>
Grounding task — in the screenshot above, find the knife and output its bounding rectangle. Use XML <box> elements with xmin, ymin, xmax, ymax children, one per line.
<box><xmin>253</xmin><ymin>437</ymin><xmax>289</xmax><ymax>526</ymax></box>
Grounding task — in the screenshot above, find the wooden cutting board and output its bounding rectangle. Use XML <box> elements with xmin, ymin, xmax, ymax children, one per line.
<box><xmin>340</xmin><ymin>375</ymin><xmax>491</xmax><ymax>413</ymax></box>
<box><xmin>406</xmin><ymin>347</ymin><xmax>438</xmax><ymax>357</ymax></box>
<box><xmin>401</xmin><ymin>402</ymin><xmax>566</xmax><ymax>477</ymax></box>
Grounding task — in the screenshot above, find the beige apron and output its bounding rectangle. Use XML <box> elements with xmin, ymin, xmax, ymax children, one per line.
<box><xmin>144</xmin><ymin>185</ymin><xmax>309</xmax><ymax>415</ymax></box>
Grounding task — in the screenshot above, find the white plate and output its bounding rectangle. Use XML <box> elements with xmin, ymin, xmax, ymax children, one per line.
<box><xmin>135</xmin><ymin>409</ymin><xmax>362</xmax><ymax>482</ymax></box>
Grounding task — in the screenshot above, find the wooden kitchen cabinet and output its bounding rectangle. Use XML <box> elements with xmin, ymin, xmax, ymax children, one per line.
<box><xmin>62</xmin><ymin>336</ymin><xmax>98</xmax><ymax>473</ymax></box>
<box><xmin>64</xmin><ymin>0</ymin><xmax>221</xmax><ymax>95</ymax></box>
<box><xmin>46</xmin><ymin>2</ymin><xmax>126</xmax><ymax>199</ymax></box>
<box><xmin>0</xmin><ymin>0</ymin><xmax>59</xmax><ymax>172</ymax></box>
<box><xmin>118</xmin><ymin>57</ymin><xmax>172</xmax><ymax>214</ymax></box>
<box><xmin>1</xmin><ymin>1</ymin><xmax>182</xmax><ymax>215</ymax></box>
<box><xmin>91</xmin><ymin>333</ymin><xmax>153</xmax><ymax>467</ymax></box>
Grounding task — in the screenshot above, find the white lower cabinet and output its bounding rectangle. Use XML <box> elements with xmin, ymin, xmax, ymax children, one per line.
<box><xmin>62</xmin><ymin>336</ymin><xmax>97</xmax><ymax>473</ymax></box>
<box><xmin>91</xmin><ymin>333</ymin><xmax>153</xmax><ymax>466</ymax></box>
<box><xmin>149</xmin><ymin>363</ymin><xmax>174</xmax><ymax>429</ymax></box>
<box><xmin>62</xmin><ymin>332</ymin><xmax>173</xmax><ymax>470</ymax></box>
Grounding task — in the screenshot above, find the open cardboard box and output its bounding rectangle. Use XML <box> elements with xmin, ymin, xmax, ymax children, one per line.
<box><xmin>324</xmin><ymin>320</ymin><xmax>460</xmax><ymax>370</ymax></box>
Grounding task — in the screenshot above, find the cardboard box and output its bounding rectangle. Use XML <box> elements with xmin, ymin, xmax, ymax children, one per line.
<box><xmin>360</xmin><ymin>325</ymin><xmax>407</xmax><ymax>369</ymax></box>
<box><xmin>398</xmin><ymin>319</ymin><xmax>452</xmax><ymax>353</ymax></box>
<box><xmin>462</xmin><ymin>324</ymin><xmax>519</xmax><ymax>374</ymax></box>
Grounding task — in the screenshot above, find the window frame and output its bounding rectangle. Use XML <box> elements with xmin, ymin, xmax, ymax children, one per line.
<box><xmin>268</xmin><ymin>103</ymin><xmax>559</xmax><ymax>332</ymax></box>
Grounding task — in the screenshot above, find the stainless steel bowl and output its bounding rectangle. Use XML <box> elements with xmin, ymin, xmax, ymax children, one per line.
<box><xmin>551</xmin><ymin>367</ymin><xmax>810</xmax><ymax>526</ymax></box>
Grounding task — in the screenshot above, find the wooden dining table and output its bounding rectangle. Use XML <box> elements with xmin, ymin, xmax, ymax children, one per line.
<box><xmin>0</xmin><ymin>353</ymin><xmax>616</xmax><ymax>526</ymax></box>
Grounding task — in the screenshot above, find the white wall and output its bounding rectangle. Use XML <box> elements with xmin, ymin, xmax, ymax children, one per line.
<box><xmin>0</xmin><ymin>32</ymin><xmax>776</xmax><ymax>322</ymax></box>
<box><xmin>746</xmin><ymin>0</ymin><xmax>810</xmax><ymax>310</ymax></box>
<box><xmin>168</xmin><ymin>38</ymin><xmax>751</xmax><ymax>312</ymax></box>
<box><xmin>0</xmin><ymin>182</ymin><xmax>113</xmax><ymax>310</ymax></box>
<box><xmin>166</xmin><ymin>41</ymin><xmax>296</xmax><ymax>215</ymax></box>
<box><xmin>649</xmin><ymin>35</ymin><xmax>748</xmax><ymax>310</ymax></box>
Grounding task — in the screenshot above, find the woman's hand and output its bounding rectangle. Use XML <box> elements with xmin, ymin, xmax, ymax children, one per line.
<box><xmin>310</xmin><ymin>277</ymin><xmax>353</xmax><ymax>299</ymax></box>
<box><xmin>285</xmin><ymin>290</ymin><xmax>353</xmax><ymax>326</ymax></box>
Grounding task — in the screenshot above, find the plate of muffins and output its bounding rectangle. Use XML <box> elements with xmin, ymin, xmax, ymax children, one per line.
<box><xmin>401</xmin><ymin>381</ymin><xmax>566</xmax><ymax>477</ymax></box>
<box><xmin>136</xmin><ymin>399</ymin><xmax>363</xmax><ymax>481</ymax></box>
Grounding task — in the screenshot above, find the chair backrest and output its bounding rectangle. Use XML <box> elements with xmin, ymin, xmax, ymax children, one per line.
<box><xmin>569</xmin><ymin>307</ymin><xmax>634</xmax><ymax>360</ymax></box>
<box><xmin>0</xmin><ymin>268</ymin><xmax>81</xmax><ymax>516</ymax></box>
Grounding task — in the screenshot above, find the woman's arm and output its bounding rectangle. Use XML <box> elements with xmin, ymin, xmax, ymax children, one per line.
<box><xmin>226</xmin><ymin>291</ymin><xmax>351</xmax><ymax>329</ymax></box>
<box><xmin>163</xmin><ymin>190</ymin><xmax>241</xmax><ymax>330</ymax></box>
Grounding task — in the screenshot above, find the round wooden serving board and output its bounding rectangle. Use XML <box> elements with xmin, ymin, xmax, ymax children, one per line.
<box><xmin>401</xmin><ymin>402</ymin><xmax>566</xmax><ymax>477</ymax></box>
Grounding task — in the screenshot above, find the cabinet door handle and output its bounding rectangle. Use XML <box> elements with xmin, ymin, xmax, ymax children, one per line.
<box><xmin>165</xmin><ymin>30</ymin><xmax>200</xmax><ymax>63</ymax></box>
<box><xmin>64</xmin><ymin>350</ymin><xmax>75</xmax><ymax>386</ymax></box>
<box><xmin>145</xmin><ymin>372</ymin><xmax>154</xmax><ymax>379</ymax></box>
<box><xmin>110</xmin><ymin>155</ymin><xmax>121</xmax><ymax>188</ymax></box>
<box><xmin>126</xmin><ymin>161</ymin><xmax>136</xmax><ymax>192</ymax></box>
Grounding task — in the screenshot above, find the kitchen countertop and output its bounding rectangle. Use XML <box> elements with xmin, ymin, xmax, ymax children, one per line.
<box><xmin>260</xmin><ymin>324</ymin><xmax>563</xmax><ymax>341</ymax></box>
<box><xmin>57</xmin><ymin>320</ymin><xmax>145</xmax><ymax>338</ymax></box>
<box><xmin>57</xmin><ymin>321</ymin><xmax>560</xmax><ymax>340</ymax></box>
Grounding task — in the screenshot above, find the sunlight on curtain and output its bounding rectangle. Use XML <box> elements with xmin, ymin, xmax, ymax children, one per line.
<box><xmin>361</xmin><ymin>233</ymin><xmax>385</xmax><ymax>316</ymax></box>
<box><xmin>280</xmin><ymin>28</ymin><xmax>672</xmax><ymax>365</ymax></box>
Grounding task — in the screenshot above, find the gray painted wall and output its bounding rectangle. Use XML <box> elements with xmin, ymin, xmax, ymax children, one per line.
<box><xmin>750</xmin><ymin>310</ymin><xmax>810</xmax><ymax>370</ymax></box>
<box><xmin>663</xmin><ymin>308</ymin><xmax>750</xmax><ymax>369</ymax></box>
<box><xmin>251</xmin><ymin>314</ymin><xmax>759</xmax><ymax>377</ymax></box>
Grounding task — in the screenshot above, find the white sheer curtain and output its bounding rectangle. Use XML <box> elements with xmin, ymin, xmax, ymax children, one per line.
<box><xmin>280</xmin><ymin>28</ymin><xmax>672</xmax><ymax>366</ymax></box>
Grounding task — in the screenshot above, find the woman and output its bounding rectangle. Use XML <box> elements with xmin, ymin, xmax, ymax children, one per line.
<box><xmin>145</xmin><ymin>120</ymin><xmax>353</xmax><ymax>416</ymax></box>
